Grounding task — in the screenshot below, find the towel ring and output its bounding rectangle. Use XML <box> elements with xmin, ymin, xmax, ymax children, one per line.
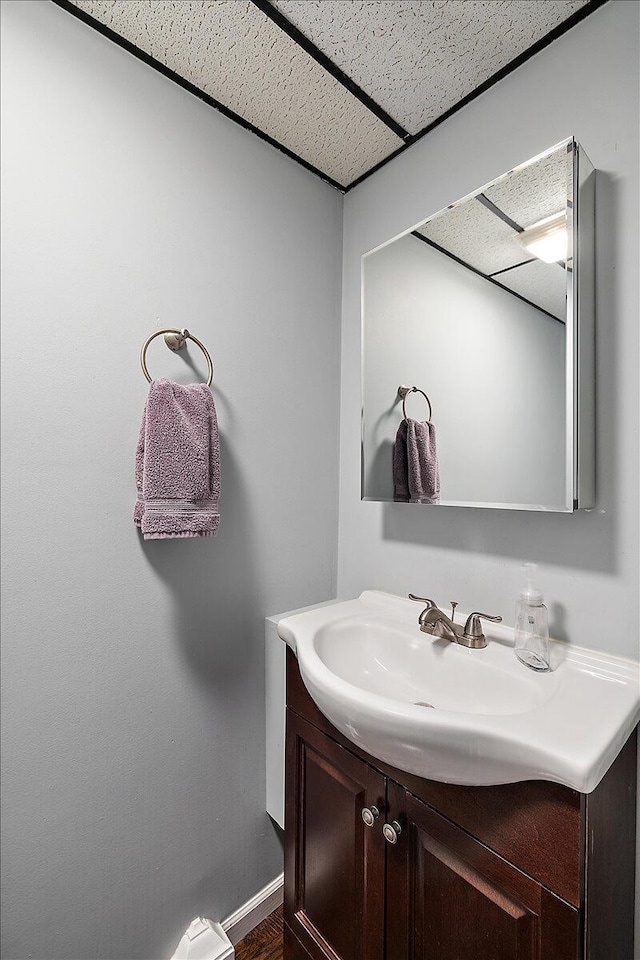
<box><xmin>398</xmin><ymin>385</ymin><xmax>432</xmax><ymax>422</ymax></box>
<box><xmin>140</xmin><ymin>328</ymin><xmax>214</xmax><ymax>386</ymax></box>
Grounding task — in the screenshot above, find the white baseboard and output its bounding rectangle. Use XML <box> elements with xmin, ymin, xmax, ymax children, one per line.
<box><xmin>221</xmin><ymin>872</ymin><xmax>284</xmax><ymax>946</ymax></box>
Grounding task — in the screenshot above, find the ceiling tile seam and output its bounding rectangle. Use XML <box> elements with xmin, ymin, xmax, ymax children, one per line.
<box><xmin>249</xmin><ymin>0</ymin><xmax>410</xmax><ymax>142</ymax></box>
<box><xmin>489</xmin><ymin>259</ymin><xmax>537</xmax><ymax>277</ymax></box>
<box><xmin>344</xmin><ymin>0</ymin><xmax>610</xmax><ymax>193</ymax></box>
<box><xmin>50</xmin><ymin>0</ymin><xmax>349</xmax><ymax>192</ymax></box>
<box><xmin>477</xmin><ymin>194</ymin><xmax>524</xmax><ymax>234</ymax></box>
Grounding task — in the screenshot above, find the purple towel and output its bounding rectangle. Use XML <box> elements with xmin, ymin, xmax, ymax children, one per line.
<box><xmin>393</xmin><ymin>418</ymin><xmax>440</xmax><ymax>504</ymax></box>
<box><xmin>134</xmin><ymin>379</ymin><xmax>220</xmax><ymax>539</ymax></box>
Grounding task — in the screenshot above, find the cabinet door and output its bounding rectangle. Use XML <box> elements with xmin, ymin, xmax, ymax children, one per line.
<box><xmin>385</xmin><ymin>781</ymin><xmax>579</xmax><ymax>960</ymax></box>
<box><xmin>285</xmin><ymin>710</ymin><xmax>386</xmax><ymax>960</ymax></box>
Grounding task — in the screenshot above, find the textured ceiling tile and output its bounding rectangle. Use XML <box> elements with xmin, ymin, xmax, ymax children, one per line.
<box><xmin>418</xmin><ymin>199</ymin><xmax>526</xmax><ymax>275</ymax></box>
<box><xmin>70</xmin><ymin>0</ymin><xmax>403</xmax><ymax>185</ymax></box>
<box><xmin>272</xmin><ymin>0</ymin><xmax>588</xmax><ymax>135</ymax></box>
<box><xmin>484</xmin><ymin>145</ymin><xmax>570</xmax><ymax>228</ymax></box>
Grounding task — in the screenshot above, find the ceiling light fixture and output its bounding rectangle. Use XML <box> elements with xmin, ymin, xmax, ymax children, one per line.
<box><xmin>518</xmin><ymin>211</ymin><xmax>568</xmax><ymax>263</ymax></box>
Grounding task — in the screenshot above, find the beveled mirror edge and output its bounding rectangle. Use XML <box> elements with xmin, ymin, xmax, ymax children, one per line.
<box><xmin>574</xmin><ymin>141</ymin><xmax>596</xmax><ymax>509</ymax></box>
<box><xmin>359</xmin><ymin>137</ymin><xmax>595</xmax><ymax>513</ymax></box>
<box><xmin>359</xmin><ymin>494</ymin><xmax>576</xmax><ymax>513</ymax></box>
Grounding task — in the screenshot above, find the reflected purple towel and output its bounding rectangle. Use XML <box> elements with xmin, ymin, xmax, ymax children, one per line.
<box><xmin>393</xmin><ymin>418</ymin><xmax>440</xmax><ymax>504</ymax></box>
<box><xmin>134</xmin><ymin>379</ymin><xmax>220</xmax><ymax>539</ymax></box>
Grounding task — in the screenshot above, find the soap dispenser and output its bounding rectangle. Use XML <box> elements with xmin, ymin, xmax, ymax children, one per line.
<box><xmin>514</xmin><ymin>562</ymin><xmax>550</xmax><ymax>671</ymax></box>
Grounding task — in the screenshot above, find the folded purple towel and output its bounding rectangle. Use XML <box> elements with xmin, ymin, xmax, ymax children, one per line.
<box><xmin>393</xmin><ymin>421</ymin><xmax>410</xmax><ymax>502</ymax></box>
<box><xmin>393</xmin><ymin>418</ymin><xmax>440</xmax><ymax>504</ymax></box>
<box><xmin>134</xmin><ymin>379</ymin><xmax>220</xmax><ymax>539</ymax></box>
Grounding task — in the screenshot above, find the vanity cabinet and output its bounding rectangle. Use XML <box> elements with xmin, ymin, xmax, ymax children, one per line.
<box><xmin>284</xmin><ymin>650</ymin><xmax>636</xmax><ymax>960</ymax></box>
<box><xmin>384</xmin><ymin>780</ymin><xmax>577</xmax><ymax>960</ymax></box>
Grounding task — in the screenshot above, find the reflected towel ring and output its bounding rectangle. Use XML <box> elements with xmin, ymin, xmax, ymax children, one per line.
<box><xmin>398</xmin><ymin>385</ymin><xmax>432</xmax><ymax>422</ymax></box>
<box><xmin>140</xmin><ymin>327</ymin><xmax>214</xmax><ymax>386</ymax></box>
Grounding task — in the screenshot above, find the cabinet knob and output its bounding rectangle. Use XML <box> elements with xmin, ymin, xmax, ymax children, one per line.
<box><xmin>361</xmin><ymin>805</ymin><xmax>380</xmax><ymax>827</ymax></box>
<box><xmin>383</xmin><ymin>821</ymin><xmax>402</xmax><ymax>844</ymax></box>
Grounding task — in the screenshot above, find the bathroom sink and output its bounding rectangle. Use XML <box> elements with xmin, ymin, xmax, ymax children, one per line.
<box><xmin>278</xmin><ymin>591</ymin><xmax>640</xmax><ymax>792</ymax></box>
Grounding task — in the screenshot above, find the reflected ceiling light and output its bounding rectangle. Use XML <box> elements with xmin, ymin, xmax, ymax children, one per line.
<box><xmin>518</xmin><ymin>211</ymin><xmax>567</xmax><ymax>263</ymax></box>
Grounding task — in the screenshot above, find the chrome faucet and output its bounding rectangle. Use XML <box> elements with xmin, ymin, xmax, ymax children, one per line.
<box><xmin>408</xmin><ymin>595</ymin><xmax>502</xmax><ymax>649</ymax></box>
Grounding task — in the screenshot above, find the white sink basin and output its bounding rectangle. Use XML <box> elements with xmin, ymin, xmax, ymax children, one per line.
<box><xmin>278</xmin><ymin>591</ymin><xmax>640</xmax><ymax>792</ymax></box>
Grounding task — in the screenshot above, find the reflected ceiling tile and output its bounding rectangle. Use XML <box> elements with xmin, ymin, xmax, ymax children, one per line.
<box><xmin>418</xmin><ymin>199</ymin><xmax>526</xmax><ymax>275</ymax></box>
<box><xmin>272</xmin><ymin>1</ymin><xmax>588</xmax><ymax>136</ymax></box>
<box><xmin>496</xmin><ymin>260</ymin><xmax>567</xmax><ymax>321</ymax></box>
<box><xmin>484</xmin><ymin>145</ymin><xmax>570</xmax><ymax>229</ymax></box>
<box><xmin>70</xmin><ymin>0</ymin><xmax>403</xmax><ymax>186</ymax></box>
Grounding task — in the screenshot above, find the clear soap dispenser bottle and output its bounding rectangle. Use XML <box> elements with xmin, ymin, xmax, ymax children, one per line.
<box><xmin>514</xmin><ymin>563</ymin><xmax>550</xmax><ymax>671</ymax></box>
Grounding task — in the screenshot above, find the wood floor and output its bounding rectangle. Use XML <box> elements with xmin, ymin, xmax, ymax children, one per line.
<box><xmin>234</xmin><ymin>906</ymin><xmax>283</xmax><ymax>960</ymax></box>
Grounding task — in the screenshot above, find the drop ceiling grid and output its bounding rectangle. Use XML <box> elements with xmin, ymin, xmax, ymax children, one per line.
<box><xmin>417</xmin><ymin>200</ymin><xmax>528</xmax><ymax>276</ymax></box>
<box><xmin>69</xmin><ymin>0</ymin><xmax>403</xmax><ymax>186</ymax></box>
<box><xmin>271</xmin><ymin>0</ymin><xmax>589</xmax><ymax>136</ymax></box>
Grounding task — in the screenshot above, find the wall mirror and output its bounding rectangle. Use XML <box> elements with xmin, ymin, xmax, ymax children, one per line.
<box><xmin>361</xmin><ymin>138</ymin><xmax>594</xmax><ymax>512</ymax></box>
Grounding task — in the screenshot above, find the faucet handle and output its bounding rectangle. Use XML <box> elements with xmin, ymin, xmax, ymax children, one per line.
<box><xmin>408</xmin><ymin>594</ymin><xmax>436</xmax><ymax>607</ymax></box>
<box><xmin>463</xmin><ymin>611</ymin><xmax>502</xmax><ymax>641</ymax></box>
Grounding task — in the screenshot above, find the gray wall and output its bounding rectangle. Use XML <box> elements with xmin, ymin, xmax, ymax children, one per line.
<box><xmin>339</xmin><ymin>2</ymin><xmax>639</xmax><ymax>950</ymax></box>
<box><xmin>0</xmin><ymin>3</ymin><xmax>342</xmax><ymax>959</ymax></box>
<box><xmin>363</xmin><ymin>234</ymin><xmax>566</xmax><ymax>507</ymax></box>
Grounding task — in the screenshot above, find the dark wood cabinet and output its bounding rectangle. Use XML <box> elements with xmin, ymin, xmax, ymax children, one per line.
<box><xmin>385</xmin><ymin>780</ymin><xmax>578</xmax><ymax>960</ymax></box>
<box><xmin>285</xmin><ymin>710</ymin><xmax>386</xmax><ymax>960</ymax></box>
<box><xmin>284</xmin><ymin>649</ymin><xmax>636</xmax><ymax>960</ymax></box>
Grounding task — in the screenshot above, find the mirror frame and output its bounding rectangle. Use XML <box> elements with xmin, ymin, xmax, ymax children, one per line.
<box><xmin>360</xmin><ymin>137</ymin><xmax>595</xmax><ymax>512</ymax></box>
